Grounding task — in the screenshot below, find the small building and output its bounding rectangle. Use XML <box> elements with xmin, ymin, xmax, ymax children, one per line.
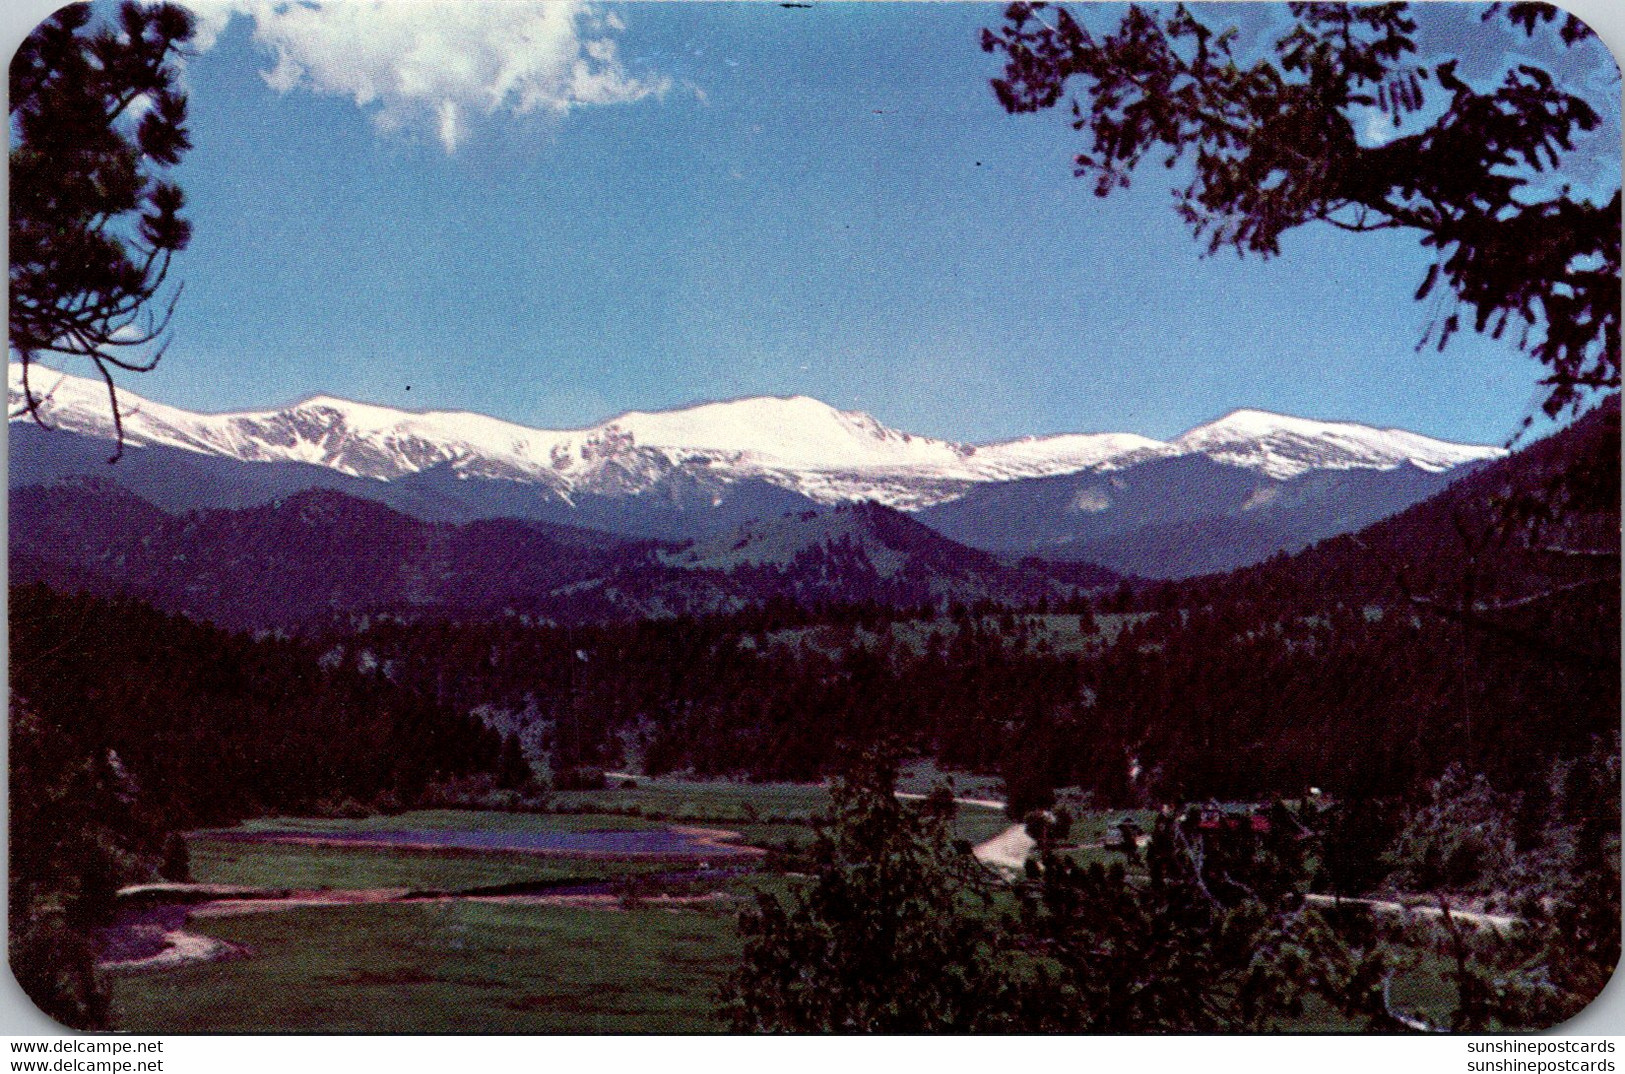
<box><xmin>1186</xmin><ymin>802</ymin><xmax>1271</xmax><ymax>836</ymax></box>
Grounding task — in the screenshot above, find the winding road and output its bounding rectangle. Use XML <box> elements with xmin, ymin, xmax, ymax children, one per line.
<box><xmin>1302</xmin><ymin>893</ymin><xmax>1521</xmax><ymax>931</ymax></box>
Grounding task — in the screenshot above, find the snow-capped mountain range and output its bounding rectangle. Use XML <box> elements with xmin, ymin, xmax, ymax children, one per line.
<box><xmin>7</xmin><ymin>364</ymin><xmax>1502</xmax><ymax>511</ymax></box>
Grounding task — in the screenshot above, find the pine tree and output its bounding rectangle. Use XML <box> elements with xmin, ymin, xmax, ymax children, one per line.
<box><xmin>719</xmin><ymin>750</ymin><xmax>1015</xmax><ymax>1031</ymax></box>
<box><xmin>10</xmin><ymin>1</ymin><xmax>197</xmax><ymax>458</ymax></box>
<box><xmin>983</xmin><ymin>2</ymin><xmax>1618</xmax><ymax>420</ymax></box>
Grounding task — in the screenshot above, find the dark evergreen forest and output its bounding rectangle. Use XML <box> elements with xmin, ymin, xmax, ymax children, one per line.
<box><xmin>7</xmin><ymin>586</ymin><xmax>517</xmax><ymax>1024</ymax></box>
<box><xmin>322</xmin><ymin>398</ymin><xmax>1621</xmax><ymax>806</ymax></box>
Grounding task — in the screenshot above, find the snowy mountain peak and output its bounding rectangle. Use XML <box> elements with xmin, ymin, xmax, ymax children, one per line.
<box><xmin>8</xmin><ymin>363</ymin><xmax>1503</xmax><ymax>505</ymax></box>
<box><xmin>1174</xmin><ymin>408</ymin><xmax>1505</xmax><ymax>480</ymax></box>
<box><xmin>1193</xmin><ymin>408</ymin><xmax>1315</xmax><ymax>434</ymax></box>
<box><xmin>599</xmin><ymin>393</ymin><xmax>979</xmax><ymax>473</ymax></box>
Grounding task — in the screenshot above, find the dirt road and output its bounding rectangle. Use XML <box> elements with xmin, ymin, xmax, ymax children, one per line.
<box><xmin>971</xmin><ymin>824</ymin><xmax>1035</xmax><ymax>874</ymax></box>
<box><xmin>1303</xmin><ymin>893</ymin><xmax>1521</xmax><ymax>931</ymax></box>
<box><xmin>894</xmin><ymin>791</ymin><xmax>1007</xmax><ymax>810</ymax></box>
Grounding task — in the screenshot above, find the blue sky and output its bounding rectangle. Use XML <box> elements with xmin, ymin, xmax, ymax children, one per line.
<box><xmin>37</xmin><ymin>2</ymin><xmax>1625</xmax><ymax>444</ymax></box>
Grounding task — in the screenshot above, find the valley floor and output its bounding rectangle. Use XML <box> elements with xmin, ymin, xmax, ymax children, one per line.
<box><xmin>101</xmin><ymin>785</ymin><xmax>1469</xmax><ymax>1034</ymax></box>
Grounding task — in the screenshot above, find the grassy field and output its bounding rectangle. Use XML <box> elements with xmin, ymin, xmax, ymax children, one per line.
<box><xmin>1068</xmin><ymin>809</ymin><xmax>1160</xmax><ymax>846</ymax></box>
<box><xmin>546</xmin><ymin>779</ymin><xmax>831</xmax><ymax>823</ymax></box>
<box><xmin>110</xmin><ymin>885</ymin><xmax>1461</xmax><ymax>1034</ymax></box>
<box><xmin>542</xmin><ymin>779</ymin><xmax>830</xmax><ymax>858</ymax></box>
<box><xmin>187</xmin><ymin>838</ymin><xmax>670</xmax><ymax>892</ymax></box>
<box><xmin>110</xmin><ymin>900</ymin><xmax>741</xmax><ymax>1033</ymax></box>
<box><xmin>543</xmin><ymin>774</ymin><xmax>1019</xmax><ymax>855</ymax></box>
<box><xmin>120</xmin><ymin>805</ymin><xmax>763</xmax><ymax>1032</ymax></box>
<box><xmin>120</xmin><ymin>793</ymin><xmax>1468</xmax><ymax>1034</ymax></box>
<box><xmin>895</xmin><ymin>759</ymin><xmax>1004</xmax><ymax>801</ymax></box>
<box><xmin>950</xmin><ymin>807</ymin><xmax>1017</xmax><ymax>846</ymax></box>
<box><xmin>108</xmin><ymin>796</ymin><xmax>1468</xmax><ymax>1035</ymax></box>
<box><xmin>221</xmin><ymin>808</ymin><xmax>665</xmax><ymax>836</ymax></box>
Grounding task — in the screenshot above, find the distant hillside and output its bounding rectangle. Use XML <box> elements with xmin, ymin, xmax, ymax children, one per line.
<box><xmin>921</xmin><ymin>451</ymin><xmax>1481</xmax><ymax>578</ymax></box>
<box><xmin>1182</xmin><ymin>395</ymin><xmax>1620</xmax><ymax>616</ymax></box>
<box><xmin>10</xmin><ymin>482</ymin><xmax>652</xmax><ymax>628</ymax></box>
<box><xmin>647</xmin><ymin>500</ymin><xmax>1119</xmax><ymax>610</ymax></box>
<box><xmin>10</xmin><ymin>484</ymin><xmax>1117</xmax><ymax>630</ymax></box>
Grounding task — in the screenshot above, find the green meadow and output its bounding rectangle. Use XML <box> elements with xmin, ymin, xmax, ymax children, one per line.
<box><xmin>111</xmin><ymin>900</ymin><xmax>741</xmax><ymax>1034</ymax></box>
<box><xmin>187</xmin><ymin>837</ymin><xmax>668</xmax><ymax>893</ymax></box>
<box><xmin>109</xmin><ymin>787</ymin><xmax>1461</xmax><ymax>1034</ymax></box>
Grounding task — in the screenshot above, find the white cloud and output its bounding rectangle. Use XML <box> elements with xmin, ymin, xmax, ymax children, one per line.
<box><xmin>182</xmin><ymin>1</ymin><xmax>669</xmax><ymax>152</ymax></box>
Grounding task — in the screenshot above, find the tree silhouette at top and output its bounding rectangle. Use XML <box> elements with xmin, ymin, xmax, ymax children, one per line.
<box><xmin>10</xmin><ymin>1</ymin><xmax>197</xmax><ymax>460</ymax></box>
<box><xmin>982</xmin><ymin>2</ymin><xmax>1619</xmax><ymax>422</ymax></box>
